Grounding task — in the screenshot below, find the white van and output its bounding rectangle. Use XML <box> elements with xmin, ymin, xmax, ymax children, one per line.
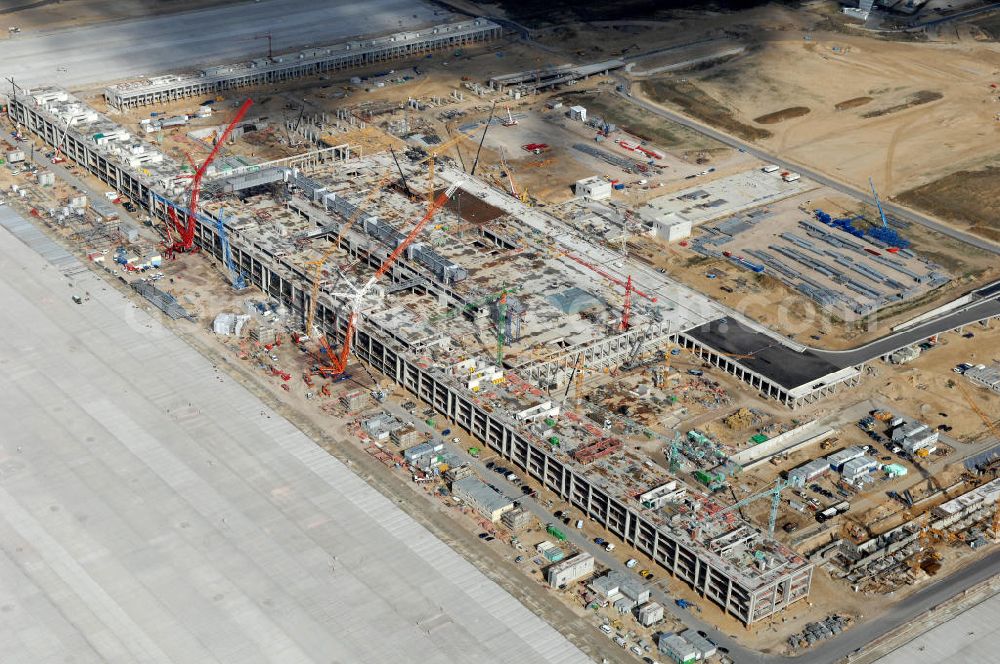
<box><xmin>575</xmin><ymin>520</ymin><xmax>584</xmax><ymax>529</ymax></box>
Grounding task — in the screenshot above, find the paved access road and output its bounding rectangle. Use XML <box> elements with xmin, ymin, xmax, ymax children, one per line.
<box><xmin>810</xmin><ymin>291</ymin><xmax>1000</xmax><ymax>368</ymax></box>
<box><xmin>614</xmin><ymin>88</ymin><xmax>1000</xmax><ymax>257</ymax></box>
<box><xmin>0</xmin><ymin>207</ymin><xmax>591</xmax><ymax>664</ymax></box>
<box><xmin>3</xmin><ymin>0</ymin><xmax>444</xmax><ymax>88</ymax></box>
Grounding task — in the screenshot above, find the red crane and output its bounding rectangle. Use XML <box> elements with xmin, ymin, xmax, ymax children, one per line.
<box><xmin>166</xmin><ymin>98</ymin><xmax>253</xmax><ymax>254</ymax></box>
<box><xmin>621</xmin><ymin>275</ymin><xmax>633</xmax><ymax>331</ymax></box>
<box><xmin>315</xmin><ymin>181</ymin><xmax>463</xmax><ymax>376</ymax></box>
<box><xmin>559</xmin><ymin>250</ymin><xmax>655</xmax><ymax>330</ymax></box>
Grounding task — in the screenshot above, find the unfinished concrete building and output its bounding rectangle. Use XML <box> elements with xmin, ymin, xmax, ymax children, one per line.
<box><xmin>104</xmin><ymin>19</ymin><xmax>502</xmax><ymax>110</ymax></box>
<box><xmin>10</xmin><ymin>85</ymin><xmax>815</xmax><ymax>626</ymax></box>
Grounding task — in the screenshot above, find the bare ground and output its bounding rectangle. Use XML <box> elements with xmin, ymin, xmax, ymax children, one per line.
<box><xmin>641</xmin><ymin>78</ymin><xmax>772</xmax><ymax>141</ymax></box>
<box><xmin>896</xmin><ymin>165</ymin><xmax>1000</xmax><ymax>242</ymax></box>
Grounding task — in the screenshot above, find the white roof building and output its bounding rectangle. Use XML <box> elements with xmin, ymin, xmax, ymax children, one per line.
<box><xmin>452</xmin><ymin>477</ymin><xmax>514</xmax><ymax>522</ymax></box>
<box><xmin>827</xmin><ymin>446</ymin><xmax>866</xmax><ymax>471</ymax></box>
<box><xmin>547</xmin><ymin>553</ymin><xmax>595</xmax><ymax>587</ymax></box>
<box><xmin>966</xmin><ymin>364</ymin><xmax>1000</xmax><ymax>393</ymax></box>
<box><xmin>637</xmin><ymin>601</ymin><xmax>665</xmax><ymax>627</ymax></box>
<box><xmin>788</xmin><ymin>458</ymin><xmax>831</xmax><ymax>487</ymax></box>
<box><xmin>901</xmin><ymin>429</ymin><xmax>939</xmax><ymax>454</ymax></box>
<box><xmin>574</xmin><ymin>176</ymin><xmax>611</xmax><ymax>201</ymax></box>
<box><xmin>841</xmin><ymin>455</ymin><xmax>878</xmax><ymax>482</ymax></box>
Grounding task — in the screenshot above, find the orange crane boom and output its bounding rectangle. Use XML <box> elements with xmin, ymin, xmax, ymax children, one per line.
<box><xmin>316</xmin><ymin>182</ymin><xmax>462</xmax><ymax>376</ymax></box>
<box><xmin>304</xmin><ymin>170</ymin><xmax>396</xmax><ymax>336</ymax></box>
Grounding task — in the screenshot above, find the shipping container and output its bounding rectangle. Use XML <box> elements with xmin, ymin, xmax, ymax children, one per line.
<box><xmin>546</xmin><ymin>524</ymin><xmax>567</xmax><ymax>541</ymax></box>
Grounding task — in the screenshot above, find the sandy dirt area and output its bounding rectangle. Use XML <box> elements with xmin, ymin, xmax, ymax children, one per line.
<box><xmin>641</xmin><ymin>30</ymin><xmax>1000</xmax><ymax>238</ymax></box>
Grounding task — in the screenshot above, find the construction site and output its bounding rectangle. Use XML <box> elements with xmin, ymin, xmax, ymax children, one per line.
<box><xmin>4</xmin><ymin>1</ymin><xmax>1000</xmax><ymax>662</ymax></box>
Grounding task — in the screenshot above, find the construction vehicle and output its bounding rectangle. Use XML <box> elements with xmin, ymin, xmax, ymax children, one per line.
<box><xmin>213</xmin><ymin>207</ymin><xmax>247</xmax><ymax>290</ymax></box>
<box><xmin>429</xmin><ymin>285</ymin><xmax>522</xmax><ymax>323</ymax></box>
<box><xmin>502</xmin><ymin>105</ymin><xmax>518</xmax><ymax>126</ymax></box>
<box><xmin>164</xmin><ymin>98</ymin><xmax>253</xmax><ymax>256</ymax></box>
<box><xmin>304</xmin><ymin>132</ymin><xmax>467</xmax><ymax>338</ymax></box>
<box><xmin>470</xmin><ymin>101</ymin><xmax>498</xmax><ymax>177</ymax></box>
<box><xmin>426</xmin><ymin>130</ymin><xmax>473</xmax><ymax>211</ymax></box>
<box><xmin>958</xmin><ymin>381</ymin><xmax>1000</xmax><ymax>444</ymax></box>
<box><xmin>497</xmin><ymin>146</ymin><xmax>519</xmax><ymax>199</ymax></box>
<box><xmin>675</xmin><ymin>599</ymin><xmax>700</xmax><ymax>612</ymax></box>
<box><xmin>708</xmin><ymin>478</ymin><xmax>787</xmax><ymax>537</ymax></box>
<box><xmin>314</xmin><ymin>181</ymin><xmax>462</xmax><ymax>377</ymax></box>
<box><xmin>304</xmin><ymin>170</ymin><xmax>399</xmax><ymax>336</ymax></box>
<box><xmin>51</xmin><ymin>120</ymin><xmax>72</xmax><ymax>164</ymax></box>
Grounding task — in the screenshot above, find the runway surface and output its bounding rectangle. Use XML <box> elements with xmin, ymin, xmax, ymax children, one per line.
<box><xmin>0</xmin><ymin>206</ymin><xmax>591</xmax><ymax>664</ymax></box>
<box><xmin>3</xmin><ymin>0</ymin><xmax>446</xmax><ymax>88</ymax></box>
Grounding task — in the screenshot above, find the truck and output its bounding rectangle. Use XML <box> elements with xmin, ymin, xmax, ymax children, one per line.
<box><xmin>815</xmin><ymin>500</ymin><xmax>850</xmax><ymax>523</ymax></box>
<box><xmin>782</xmin><ymin>172</ymin><xmax>801</xmax><ymax>182</ymax></box>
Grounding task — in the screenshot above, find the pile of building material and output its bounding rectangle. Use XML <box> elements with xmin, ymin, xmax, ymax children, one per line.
<box><xmin>725</xmin><ymin>407</ymin><xmax>760</xmax><ymax>430</ymax></box>
<box><xmin>131</xmin><ymin>281</ymin><xmax>193</xmax><ymax>320</ymax></box>
<box><xmin>212</xmin><ymin>312</ymin><xmax>250</xmax><ymax>336</ymax></box>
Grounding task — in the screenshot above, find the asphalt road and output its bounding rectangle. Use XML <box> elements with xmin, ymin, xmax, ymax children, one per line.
<box><xmin>904</xmin><ymin>2</ymin><xmax>1000</xmax><ymax>31</ymax></box>
<box><xmin>613</xmin><ymin>88</ymin><xmax>1000</xmax><ymax>257</ymax></box>
<box><xmin>2</xmin><ymin>0</ymin><xmax>444</xmax><ymax>88</ymax></box>
<box><xmin>391</xmin><ymin>398</ymin><xmax>1000</xmax><ymax>664</ymax></box>
<box><xmin>613</xmin><ymin>85</ymin><xmax>1000</xmax><ymax>370</ymax></box>
<box><xmin>810</xmin><ymin>291</ymin><xmax>1000</xmax><ymax>368</ymax></box>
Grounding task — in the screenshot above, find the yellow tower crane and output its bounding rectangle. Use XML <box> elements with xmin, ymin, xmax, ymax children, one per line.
<box><xmin>426</xmin><ymin>131</ymin><xmax>471</xmax><ymax>212</ymax></box>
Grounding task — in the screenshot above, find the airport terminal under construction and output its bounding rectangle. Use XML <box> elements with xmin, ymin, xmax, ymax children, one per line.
<box><xmin>5</xmin><ymin>8</ymin><xmax>1000</xmax><ymax>660</ymax></box>
<box><xmin>8</xmin><ymin>84</ymin><xmax>818</xmax><ymax>626</ymax></box>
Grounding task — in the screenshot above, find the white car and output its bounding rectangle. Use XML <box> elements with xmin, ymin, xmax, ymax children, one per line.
<box><xmin>625</xmin><ymin>558</ymin><xmax>638</xmax><ymax>568</ymax></box>
<box><xmin>599</xmin><ymin>624</ymin><xmax>612</xmax><ymax>635</ymax></box>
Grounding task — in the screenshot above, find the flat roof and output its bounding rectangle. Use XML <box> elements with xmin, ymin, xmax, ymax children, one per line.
<box><xmin>685</xmin><ymin>316</ymin><xmax>848</xmax><ymax>390</ymax></box>
<box><xmin>0</xmin><ymin>207</ymin><xmax>590</xmax><ymax>664</ymax></box>
<box><xmin>453</xmin><ymin>477</ymin><xmax>514</xmax><ymax>514</ymax></box>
